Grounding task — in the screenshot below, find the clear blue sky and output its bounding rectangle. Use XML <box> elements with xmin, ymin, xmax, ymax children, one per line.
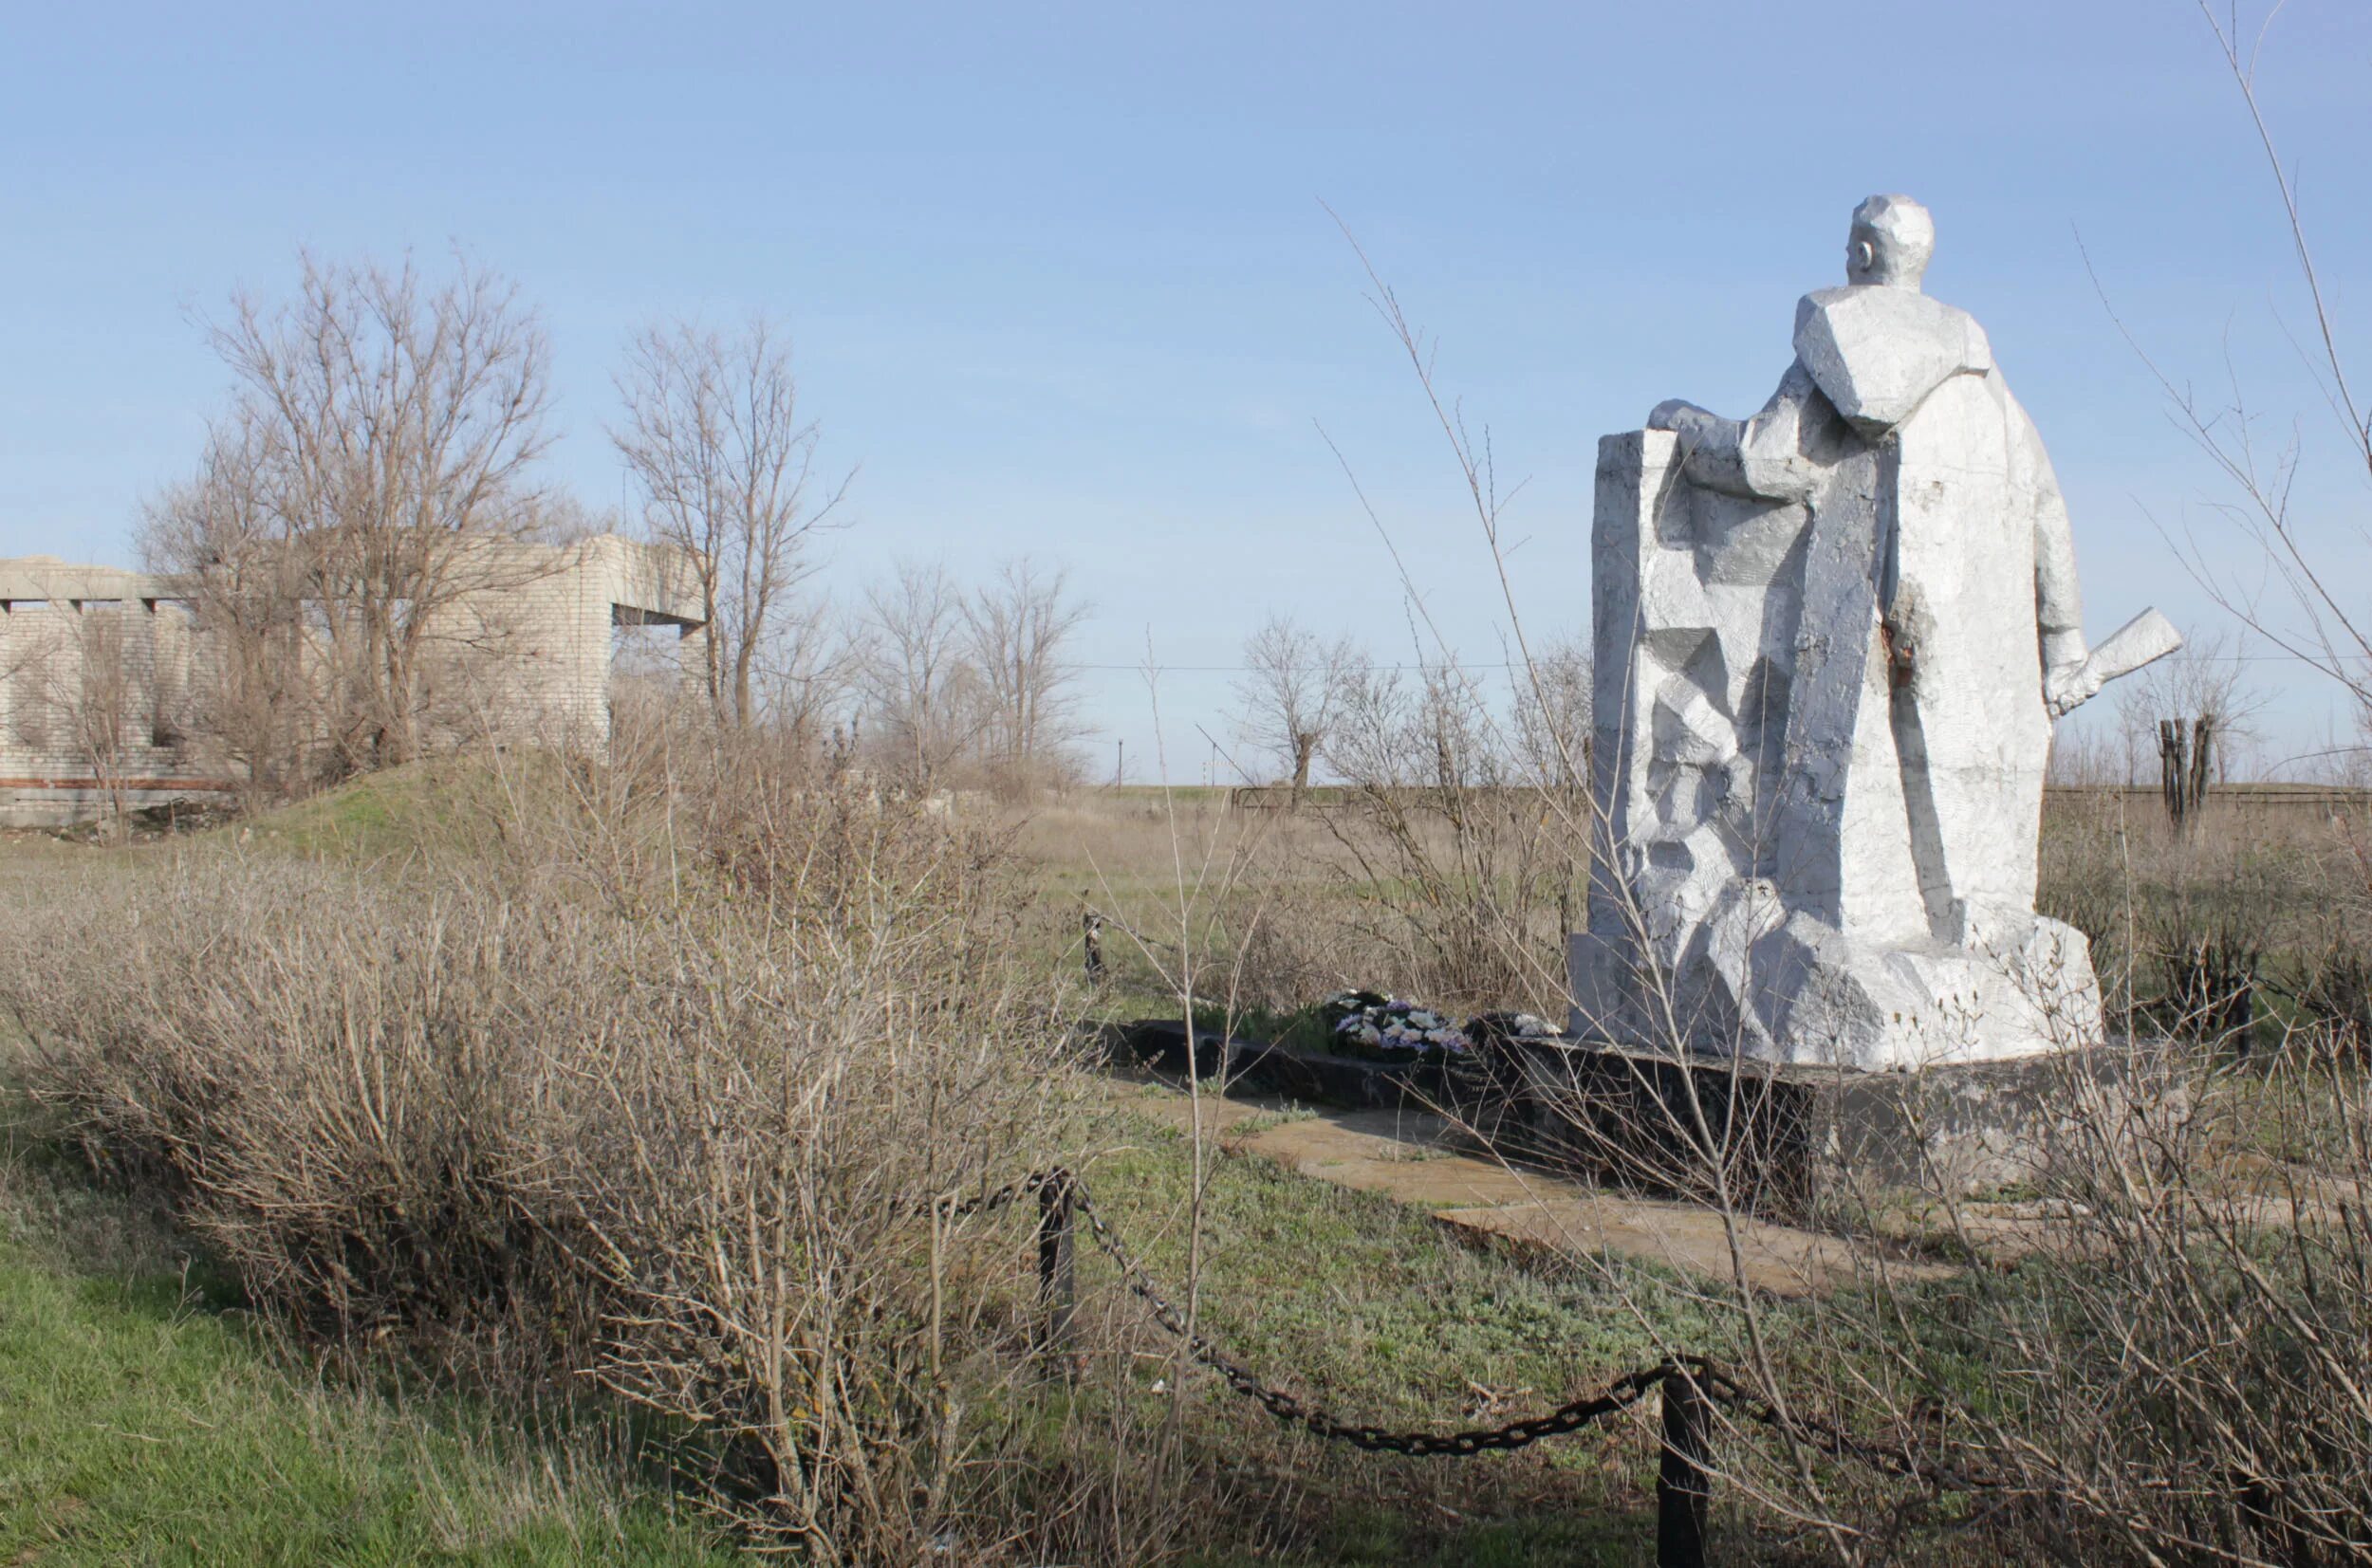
<box><xmin>5</xmin><ymin>1</ymin><xmax>2366</xmax><ymax>779</ymax></box>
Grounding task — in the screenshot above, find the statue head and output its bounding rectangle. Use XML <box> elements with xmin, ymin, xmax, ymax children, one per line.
<box><xmin>1844</xmin><ymin>194</ymin><xmax>1935</xmax><ymax>290</ymax></box>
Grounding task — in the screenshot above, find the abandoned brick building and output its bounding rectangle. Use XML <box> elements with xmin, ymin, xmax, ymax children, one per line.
<box><xmin>0</xmin><ymin>535</ymin><xmax>706</xmax><ymax>826</ymax></box>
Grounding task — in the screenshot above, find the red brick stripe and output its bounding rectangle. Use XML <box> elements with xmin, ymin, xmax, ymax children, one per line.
<box><xmin>0</xmin><ymin>777</ymin><xmax>237</xmax><ymax>792</ymax></box>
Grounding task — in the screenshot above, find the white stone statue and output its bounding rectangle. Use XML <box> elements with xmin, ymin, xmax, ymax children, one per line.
<box><xmin>1573</xmin><ymin>194</ymin><xmax>2177</xmax><ymax>1070</ymax></box>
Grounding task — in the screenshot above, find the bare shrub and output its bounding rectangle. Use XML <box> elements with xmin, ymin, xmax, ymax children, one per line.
<box><xmin>2298</xmin><ymin>937</ymin><xmax>2372</xmax><ymax>1051</ymax></box>
<box><xmin>1304</xmin><ymin>657</ymin><xmax>1584</xmax><ymax>1014</ymax></box>
<box><xmin>2036</xmin><ymin>793</ymin><xmax>2143</xmax><ymax>1015</ymax></box>
<box><xmin>1859</xmin><ymin>1033</ymin><xmax>2372</xmax><ymax>1566</ymax></box>
<box><xmin>1223</xmin><ymin>879</ymin><xmax>1373</xmax><ymax>1013</ymax></box>
<box><xmin>0</xmin><ymin>748</ymin><xmax>1109</xmax><ymax>1562</ymax></box>
<box><xmin>2152</xmin><ymin>903</ymin><xmax>2264</xmax><ymax>1047</ymax></box>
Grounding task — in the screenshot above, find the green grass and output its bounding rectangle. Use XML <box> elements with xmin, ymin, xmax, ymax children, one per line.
<box><xmin>0</xmin><ymin>1147</ymin><xmax>734</xmax><ymax>1567</ymax></box>
<box><xmin>242</xmin><ymin>760</ymin><xmax>496</xmax><ymax>863</ymax></box>
<box><xmin>1084</xmin><ymin>1105</ymin><xmax>1732</xmax><ymax>1425</ymax></box>
<box><xmin>1022</xmin><ymin>1104</ymin><xmax>1736</xmax><ymax>1562</ymax></box>
<box><xmin>1178</xmin><ymin>1511</ymin><xmax>1652</xmax><ymax>1568</ymax></box>
<box><xmin>0</xmin><ymin>1093</ymin><xmax>1692</xmax><ymax>1568</ymax></box>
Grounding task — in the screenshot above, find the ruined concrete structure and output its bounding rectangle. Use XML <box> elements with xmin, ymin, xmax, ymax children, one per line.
<box><xmin>0</xmin><ymin>534</ymin><xmax>705</xmax><ymax>826</ymax></box>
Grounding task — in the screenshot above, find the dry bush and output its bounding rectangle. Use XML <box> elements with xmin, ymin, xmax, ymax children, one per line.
<box><xmin>1811</xmin><ymin>1033</ymin><xmax>2372</xmax><ymax>1566</ymax></box>
<box><xmin>1526</xmin><ymin>792</ymin><xmax>2372</xmax><ymax>1563</ymax></box>
<box><xmin>2298</xmin><ymin>936</ymin><xmax>2372</xmax><ymax>1051</ymax></box>
<box><xmin>0</xmin><ymin>732</ymin><xmax>1141</xmax><ymax>1563</ymax></box>
<box><xmin>1223</xmin><ymin>878</ymin><xmax>1377</xmax><ymax>1013</ymax></box>
<box><xmin>2035</xmin><ymin>797</ymin><xmax>2144</xmax><ymax>1011</ymax></box>
<box><xmin>2039</xmin><ymin>796</ymin><xmax>2367</xmax><ymax>1045</ymax></box>
<box><xmin>1291</xmin><ymin>660</ymin><xmax>1586</xmax><ymax>1017</ymax></box>
<box><xmin>1514</xmin><ymin>870</ymin><xmax>2372</xmax><ymax>1563</ymax></box>
<box><xmin>2152</xmin><ymin>906</ymin><xmax>2265</xmax><ymax>1047</ymax></box>
<box><xmin>2291</xmin><ymin>817</ymin><xmax>2372</xmax><ymax>1052</ymax></box>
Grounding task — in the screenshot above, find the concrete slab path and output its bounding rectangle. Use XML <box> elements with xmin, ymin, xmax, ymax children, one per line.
<box><xmin>1104</xmin><ymin>1077</ymin><xmax>1951</xmax><ymax>1300</ymax></box>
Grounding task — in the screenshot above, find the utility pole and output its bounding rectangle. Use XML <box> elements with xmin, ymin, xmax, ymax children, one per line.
<box><xmin>1114</xmin><ymin>738</ymin><xmax>1123</xmax><ymax>789</ymax></box>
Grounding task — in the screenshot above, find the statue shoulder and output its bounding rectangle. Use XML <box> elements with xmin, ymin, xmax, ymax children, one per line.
<box><xmin>1791</xmin><ymin>286</ymin><xmax>1992</xmax><ymax>434</ymax></box>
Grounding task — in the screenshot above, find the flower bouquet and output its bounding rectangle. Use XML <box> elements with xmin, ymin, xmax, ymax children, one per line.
<box><xmin>1320</xmin><ymin>989</ymin><xmax>1474</xmax><ymax>1062</ymax></box>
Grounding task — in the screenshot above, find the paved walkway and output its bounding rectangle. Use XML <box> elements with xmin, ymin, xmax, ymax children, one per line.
<box><xmin>1104</xmin><ymin>1076</ymin><xmax>1952</xmax><ymax>1299</ymax></box>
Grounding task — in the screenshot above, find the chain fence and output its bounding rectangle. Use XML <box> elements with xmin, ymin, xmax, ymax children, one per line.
<box><xmin>931</xmin><ymin>1165</ymin><xmax>2011</xmax><ymax>1567</ymax></box>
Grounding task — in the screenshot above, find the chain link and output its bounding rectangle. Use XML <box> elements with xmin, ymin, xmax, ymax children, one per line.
<box><xmin>1066</xmin><ymin>1174</ymin><xmax>1687</xmax><ymax>1456</ymax></box>
<box><xmin>924</xmin><ymin>1168</ymin><xmax>1066</xmax><ymax>1220</ymax></box>
<box><xmin>947</xmin><ymin>1167</ymin><xmax>2006</xmax><ymax>1485</ymax></box>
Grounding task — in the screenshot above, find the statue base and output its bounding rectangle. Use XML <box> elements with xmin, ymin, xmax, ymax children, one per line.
<box><xmin>1495</xmin><ymin>1032</ymin><xmax>2178</xmax><ymax>1220</ymax></box>
<box><xmin>1568</xmin><ymin>911</ymin><xmax>2106</xmax><ymax>1071</ymax></box>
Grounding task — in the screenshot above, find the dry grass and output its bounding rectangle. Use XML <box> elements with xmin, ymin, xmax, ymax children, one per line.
<box><xmin>0</xmin><ymin>721</ymin><xmax>1133</xmax><ymax>1564</ymax></box>
<box><xmin>2039</xmin><ymin>791</ymin><xmax>2372</xmax><ymax>1044</ymax></box>
<box><xmin>12</xmin><ymin>749</ymin><xmax>2372</xmax><ymax>1564</ymax></box>
<box><xmin>1017</xmin><ymin>786</ymin><xmax>2372</xmax><ymax>1564</ymax></box>
<box><xmin>1013</xmin><ymin>786</ymin><xmax>1584</xmax><ymax>1026</ymax></box>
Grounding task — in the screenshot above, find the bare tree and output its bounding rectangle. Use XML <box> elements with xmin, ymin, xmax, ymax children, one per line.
<box><xmin>7</xmin><ymin>607</ymin><xmax>144</xmax><ymax>841</ymax></box>
<box><xmin>139</xmin><ymin>414</ymin><xmax>323</xmax><ymax>802</ymax></box>
<box><xmin>152</xmin><ymin>251</ymin><xmax>555</xmax><ymax>776</ymax></box>
<box><xmin>963</xmin><ymin>558</ymin><xmax>1089</xmax><ymax>800</ymax></box>
<box><xmin>0</xmin><ymin>611</ymin><xmax>42</xmax><ymax>757</ymax></box>
<box><xmin>854</xmin><ymin>561</ymin><xmax>983</xmax><ymax>791</ymax></box>
<box><xmin>2111</xmin><ymin>625</ymin><xmax>2270</xmax><ymax>784</ymax></box>
<box><xmin>65</xmin><ymin>611</ymin><xmax>140</xmax><ymax>841</ymax></box>
<box><xmin>1509</xmin><ymin>632</ymin><xmax>1591</xmax><ymax>791</ymax></box>
<box><xmin>613</xmin><ymin>317</ymin><xmax>851</xmax><ymax>728</ymax></box>
<box><xmin>2133</xmin><ymin>9</ymin><xmax>2372</xmax><ymax>747</ymax></box>
<box><xmin>756</xmin><ymin>592</ymin><xmax>854</xmax><ymax>752</ymax></box>
<box><xmin>1232</xmin><ymin>613</ymin><xmax>1361</xmax><ymax>792</ymax></box>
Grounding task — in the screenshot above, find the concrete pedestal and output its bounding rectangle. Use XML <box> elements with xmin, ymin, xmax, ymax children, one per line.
<box><xmin>1501</xmin><ymin>1034</ymin><xmax>2180</xmax><ymax>1220</ymax></box>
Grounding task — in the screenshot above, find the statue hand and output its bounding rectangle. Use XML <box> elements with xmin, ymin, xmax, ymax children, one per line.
<box><xmin>2044</xmin><ymin>658</ymin><xmax>2103</xmax><ymax>718</ymax></box>
<box><xmin>1648</xmin><ymin>398</ymin><xmax>1711</xmax><ymax>433</ymax></box>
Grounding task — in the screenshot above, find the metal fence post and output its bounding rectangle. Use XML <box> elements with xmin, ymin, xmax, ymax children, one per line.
<box><xmin>1657</xmin><ymin>1368</ymin><xmax>1711</xmax><ymax>1568</ymax></box>
<box><xmin>1036</xmin><ymin>1172</ymin><xmax>1076</xmax><ymax>1376</ymax></box>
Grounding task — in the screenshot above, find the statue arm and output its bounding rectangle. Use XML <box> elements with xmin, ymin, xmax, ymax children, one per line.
<box><xmin>2034</xmin><ymin>487</ymin><xmax>2083</xmax><ymax>659</ymax></box>
<box><xmin>1646</xmin><ymin>400</ymin><xmax>1751</xmax><ymax>493</ymax></box>
<box><xmin>1646</xmin><ymin>363</ymin><xmax>1825</xmax><ymax>502</ymax></box>
<box><xmin>2014</xmin><ymin>396</ymin><xmax>2096</xmax><ymax>714</ymax></box>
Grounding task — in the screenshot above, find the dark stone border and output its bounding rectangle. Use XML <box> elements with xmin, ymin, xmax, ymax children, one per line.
<box><xmin>1496</xmin><ymin>1034</ymin><xmax>2186</xmax><ymax>1218</ymax></box>
<box><xmin>1112</xmin><ymin>1019</ymin><xmax>1460</xmax><ymax>1113</ymax></box>
<box><xmin>1106</xmin><ymin>1021</ymin><xmax>2183</xmax><ymax>1220</ymax></box>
